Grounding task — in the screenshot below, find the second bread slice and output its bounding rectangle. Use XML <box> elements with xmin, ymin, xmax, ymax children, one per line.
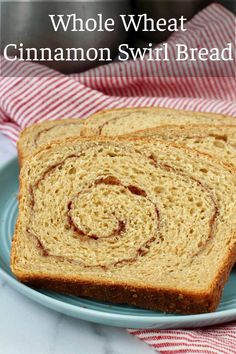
<box><xmin>130</xmin><ymin>125</ymin><xmax>236</xmax><ymax>169</ymax></box>
<box><xmin>82</xmin><ymin>107</ymin><xmax>236</xmax><ymax>136</ymax></box>
<box><xmin>17</xmin><ymin>119</ymin><xmax>85</xmax><ymax>165</ymax></box>
<box><xmin>17</xmin><ymin>107</ymin><xmax>236</xmax><ymax>165</ymax></box>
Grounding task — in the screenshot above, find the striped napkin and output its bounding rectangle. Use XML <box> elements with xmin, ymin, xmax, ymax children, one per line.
<box><xmin>0</xmin><ymin>3</ymin><xmax>236</xmax><ymax>353</ymax></box>
<box><xmin>129</xmin><ymin>324</ymin><xmax>236</xmax><ymax>353</ymax></box>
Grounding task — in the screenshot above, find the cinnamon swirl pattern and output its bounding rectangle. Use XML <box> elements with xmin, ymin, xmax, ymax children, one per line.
<box><xmin>83</xmin><ymin>107</ymin><xmax>236</xmax><ymax>136</ymax></box>
<box><xmin>12</xmin><ymin>139</ymin><xmax>236</xmax><ymax>314</ymax></box>
<box><xmin>132</xmin><ymin>125</ymin><xmax>236</xmax><ymax>170</ymax></box>
<box><xmin>18</xmin><ymin>119</ymin><xmax>84</xmax><ymax>164</ymax></box>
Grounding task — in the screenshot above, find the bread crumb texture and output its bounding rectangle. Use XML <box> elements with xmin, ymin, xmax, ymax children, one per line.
<box><xmin>12</xmin><ymin>138</ymin><xmax>236</xmax><ymax>313</ymax></box>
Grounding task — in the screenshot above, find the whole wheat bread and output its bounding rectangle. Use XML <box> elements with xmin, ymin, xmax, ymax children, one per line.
<box><xmin>17</xmin><ymin>119</ymin><xmax>85</xmax><ymax>165</ymax></box>
<box><xmin>11</xmin><ymin>137</ymin><xmax>236</xmax><ymax>314</ymax></box>
<box><xmin>17</xmin><ymin>107</ymin><xmax>236</xmax><ymax>165</ymax></box>
<box><xmin>129</xmin><ymin>125</ymin><xmax>236</xmax><ymax>169</ymax></box>
<box><xmin>82</xmin><ymin>107</ymin><xmax>236</xmax><ymax>136</ymax></box>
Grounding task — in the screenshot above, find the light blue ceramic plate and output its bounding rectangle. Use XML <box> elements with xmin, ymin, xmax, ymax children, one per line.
<box><xmin>1</xmin><ymin>157</ymin><xmax>236</xmax><ymax>329</ymax></box>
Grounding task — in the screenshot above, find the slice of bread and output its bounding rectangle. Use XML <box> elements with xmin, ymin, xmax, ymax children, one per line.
<box><xmin>82</xmin><ymin>107</ymin><xmax>236</xmax><ymax>136</ymax></box>
<box><xmin>130</xmin><ymin>125</ymin><xmax>236</xmax><ymax>169</ymax></box>
<box><xmin>17</xmin><ymin>119</ymin><xmax>85</xmax><ymax>165</ymax></box>
<box><xmin>17</xmin><ymin>108</ymin><xmax>236</xmax><ymax>165</ymax></box>
<box><xmin>11</xmin><ymin>137</ymin><xmax>236</xmax><ymax>314</ymax></box>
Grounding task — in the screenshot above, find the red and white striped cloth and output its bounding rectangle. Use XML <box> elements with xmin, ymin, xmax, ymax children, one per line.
<box><xmin>129</xmin><ymin>323</ymin><xmax>236</xmax><ymax>353</ymax></box>
<box><xmin>0</xmin><ymin>3</ymin><xmax>236</xmax><ymax>353</ymax></box>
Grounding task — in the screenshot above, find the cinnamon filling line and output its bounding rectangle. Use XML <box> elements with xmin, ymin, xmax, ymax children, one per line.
<box><xmin>27</xmin><ymin>147</ymin><xmax>219</xmax><ymax>268</ymax></box>
<box><xmin>33</xmin><ymin>122</ymin><xmax>82</xmax><ymax>147</ymax></box>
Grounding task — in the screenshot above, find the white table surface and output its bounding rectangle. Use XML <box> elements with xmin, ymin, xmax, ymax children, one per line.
<box><xmin>0</xmin><ymin>133</ymin><xmax>156</xmax><ymax>354</ymax></box>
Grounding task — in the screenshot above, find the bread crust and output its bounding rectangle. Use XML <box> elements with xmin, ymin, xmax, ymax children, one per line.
<box><xmin>17</xmin><ymin>108</ymin><xmax>236</xmax><ymax>165</ymax></box>
<box><xmin>126</xmin><ymin>123</ymin><xmax>236</xmax><ymax>138</ymax></box>
<box><xmin>12</xmin><ymin>238</ymin><xmax>236</xmax><ymax>314</ymax></box>
<box><xmin>12</xmin><ymin>136</ymin><xmax>236</xmax><ymax>314</ymax></box>
<box><xmin>84</xmin><ymin>107</ymin><xmax>236</xmax><ymax>122</ymax></box>
<box><xmin>83</xmin><ymin>107</ymin><xmax>236</xmax><ymax>129</ymax></box>
<box><xmin>27</xmin><ymin>134</ymin><xmax>236</xmax><ymax>175</ymax></box>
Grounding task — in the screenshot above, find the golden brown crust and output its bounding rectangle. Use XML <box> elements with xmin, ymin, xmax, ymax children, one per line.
<box><xmin>85</xmin><ymin>107</ymin><xmax>236</xmax><ymax>122</ymax></box>
<box><xmin>30</xmin><ymin>135</ymin><xmax>236</xmax><ymax>175</ymax></box>
<box><xmin>125</xmin><ymin>123</ymin><xmax>236</xmax><ymax>138</ymax></box>
<box><xmin>12</xmin><ymin>238</ymin><xmax>236</xmax><ymax>314</ymax></box>
<box><xmin>16</xmin><ymin>140</ymin><xmax>23</xmax><ymax>168</ymax></box>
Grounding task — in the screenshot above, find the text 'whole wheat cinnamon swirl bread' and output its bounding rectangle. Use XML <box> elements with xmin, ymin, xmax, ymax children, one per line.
<box><xmin>11</xmin><ymin>137</ymin><xmax>236</xmax><ymax>314</ymax></box>
<box><xmin>17</xmin><ymin>107</ymin><xmax>236</xmax><ymax>165</ymax></box>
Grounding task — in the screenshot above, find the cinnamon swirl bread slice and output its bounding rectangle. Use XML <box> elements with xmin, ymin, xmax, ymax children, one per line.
<box><xmin>17</xmin><ymin>119</ymin><xmax>85</xmax><ymax>165</ymax></box>
<box><xmin>130</xmin><ymin>125</ymin><xmax>236</xmax><ymax>169</ymax></box>
<box><xmin>82</xmin><ymin>107</ymin><xmax>236</xmax><ymax>136</ymax></box>
<box><xmin>18</xmin><ymin>108</ymin><xmax>236</xmax><ymax>165</ymax></box>
<box><xmin>11</xmin><ymin>138</ymin><xmax>236</xmax><ymax>314</ymax></box>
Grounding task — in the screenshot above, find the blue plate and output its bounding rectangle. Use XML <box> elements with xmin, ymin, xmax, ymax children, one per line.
<box><xmin>1</xmin><ymin>157</ymin><xmax>236</xmax><ymax>329</ymax></box>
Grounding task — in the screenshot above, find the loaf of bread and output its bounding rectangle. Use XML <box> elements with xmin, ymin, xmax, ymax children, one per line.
<box><xmin>82</xmin><ymin>107</ymin><xmax>236</xmax><ymax>136</ymax></box>
<box><xmin>17</xmin><ymin>119</ymin><xmax>85</xmax><ymax>165</ymax></box>
<box><xmin>11</xmin><ymin>137</ymin><xmax>236</xmax><ymax>314</ymax></box>
<box><xmin>17</xmin><ymin>108</ymin><xmax>236</xmax><ymax>165</ymax></box>
<box><xmin>130</xmin><ymin>125</ymin><xmax>236</xmax><ymax>169</ymax></box>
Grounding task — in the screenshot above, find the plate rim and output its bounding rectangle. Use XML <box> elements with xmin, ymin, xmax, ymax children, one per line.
<box><xmin>2</xmin><ymin>266</ymin><xmax>236</xmax><ymax>326</ymax></box>
<box><xmin>1</xmin><ymin>156</ymin><xmax>236</xmax><ymax>328</ymax></box>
